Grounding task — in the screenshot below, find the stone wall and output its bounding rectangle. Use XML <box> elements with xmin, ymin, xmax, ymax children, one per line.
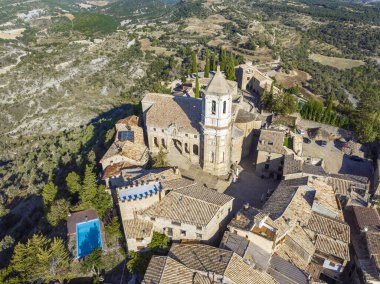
<box><xmin>255</xmin><ymin>151</ymin><xmax>283</xmax><ymax>178</ymax></box>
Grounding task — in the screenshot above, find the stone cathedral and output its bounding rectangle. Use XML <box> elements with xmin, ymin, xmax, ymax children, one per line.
<box><xmin>141</xmin><ymin>68</ymin><xmax>260</xmax><ymax>176</ymax></box>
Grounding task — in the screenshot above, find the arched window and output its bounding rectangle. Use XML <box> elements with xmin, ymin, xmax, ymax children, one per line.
<box><xmin>223</xmin><ymin>101</ymin><xmax>227</xmax><ymax>114</ymax></box>
<box><xmin>193</xmin><ymin>144</ymin><xmax>199</xmax><ymax>156</ymax></box>
<box><xmin>212</xmin><ymin>100</ymin><xmax>216</xmax><ymax>115</ymax></box>
<box><xmin>162</xmin><ymin>138</ymin><xmax>166</xmax><ymax>149</ymax></box>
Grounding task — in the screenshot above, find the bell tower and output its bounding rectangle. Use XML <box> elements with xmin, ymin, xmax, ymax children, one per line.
<box><xmin>201</xmin><ymin>67</ymin><xmax>232</xmax><ymax>176</ymax></box>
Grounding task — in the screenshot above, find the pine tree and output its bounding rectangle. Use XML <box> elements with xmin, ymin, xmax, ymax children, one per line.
<box><xmin>81</xmin><ymin>164</ymin><xmax>98</xmax><ymax>207</ymax></box>
<box><xmin>211</xmin><ymin>51</ymin><xmax>217</xmax><ymax>71</ymax></box>
<box><xmin>66</xmin><ymin>171</ymin><xmax>81</xmax><ymax>195</ymax></box>
<box><xmin>191</xmin><ymin>51</ymin><xmax>197</xmax><ymax>74</ymax></box>
<box><xmin>47</xmin><ymin>199</ymin><xmax>70</xmax><ymax>226</ymax></box>
<box><xmin>225</xmin><ymin>53</ymin><xmax>236</xmax><ymax>81</ymax></box>
<box><xmin>42</xmin><ymin>180</ymin><xmax>58</xmax><ymax>208</ymax></box>
<box><xmin>204</xmin><ymin>49</ymin><xmax>210</xmax><ymax>78</ymax></box>
<box><xmin>220</xmin><ymin>48</ymin><xmax>227</xmax><ymax>71</ymax></box>
<box><xmin>11</xmin><ymin>235</ymin><xmax>69</xmax><ymax>282</ymax></box>
<box><xmin>195</xmin><ymin>74</ymin><xmax>200</xmax><ymax>98</ymax></box>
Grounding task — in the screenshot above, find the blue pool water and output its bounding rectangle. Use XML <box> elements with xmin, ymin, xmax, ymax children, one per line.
<box><xmin>76</xmin><ymin>218</ymin><xmax>103</xmax><ymax>258</ymax></box>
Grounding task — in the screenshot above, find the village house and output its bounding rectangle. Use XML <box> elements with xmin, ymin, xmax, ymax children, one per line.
<box><xmin>235</xmin><ymin>61</ymin><xmax>280</xmax><ymax>96</ymax></box>
<box><xmin>119</xmin><ymin>181</ymin><xmax>234</xmax><ymax>251</ymax></box>
<box><xmin>348</xmin><ymin>206</ymin><xmax>380</xmax><ymax>284</ymax></box>
<box><xmin>142</xmin><ymin>243</ymin><xmax>278</xmax><ymax>284</ymax></box>
<box><xmin>227</xmin><ymin>204</ymin><xmax>276</xmax><ymax>269</ymax></box>
<box><xmin>255</xmin><ymin>128</ymin><xmax>291</xmax><ymax>179</ymax></box>
<box><xmin>142</xmin><ymin>68</ymin><xmax>261</xmax><ymax>176</ymax></box>
<box><xmin>226</xmin><ymin>175</ymin><xmax>350</xmax><ymax>282</ymax></box>
<box><xmin>139</xmin><ymin>184</ymin><xmax>234</xmax><ymax>244</ymax></box>
<box><xmin>219</xmin><ymin>231</ymin><xmax>309</xmax><ymax>284</ymax></box>
<box><xmin>100</xmin><ymin>115</ymin><xmax>149</xmax><ymax>171</ymax></box>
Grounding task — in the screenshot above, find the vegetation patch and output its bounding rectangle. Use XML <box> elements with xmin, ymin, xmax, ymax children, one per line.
<box><xmin>51</xmin><ymin>12</ymin><xmax>119</xmax><ymax>36</ymax></box>
<box><xmin>309</xmin><ymin>54</ymin><xmax>365</xmax><ymax>70</ymax></box>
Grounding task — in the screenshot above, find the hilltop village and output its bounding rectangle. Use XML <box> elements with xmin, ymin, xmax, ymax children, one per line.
<box><xmin>62</xmin><ymin>63</ymin><xmax>380</xmax><ymax>284</ymax></box>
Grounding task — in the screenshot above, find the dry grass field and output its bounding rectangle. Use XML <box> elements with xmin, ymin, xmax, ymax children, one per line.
<box><xmin>275</xmin><ymin>69</ymin><xmax>311</xmax><ymax>88</ymax></box>
<box><xmin>139</xmin><ymin>38</ymin><xmax>175</xmax><ymax>56</ymax></box>
<box><xmin>184</xmin><ymin>14</ymin><xmax>229</xmax><ymax>36</ymax></box>
<box><xmin>309</xmin><ymin>54</ymin><xmax>365</xmax><ymax>70</ymax></box>
<box><xmin>0</xmin><ymin>28</ymin><xmax>25</xmax><ymax>40</ymax></box>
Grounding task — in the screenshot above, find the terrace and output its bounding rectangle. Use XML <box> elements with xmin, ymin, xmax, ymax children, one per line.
<box><xmin>118</xmin><ymin>181</ymin><xmax>162</xmax><ymax>202</ymax></box>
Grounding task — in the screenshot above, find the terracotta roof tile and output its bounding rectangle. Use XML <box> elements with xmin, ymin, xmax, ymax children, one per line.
<box><xmin>142</xmin><ymin>185</ymin><xmax>233</xmax><ymax>227</ymax></box>
<box><xmin>123</xmin><ymin>219</ymin><xmax>153</xmax><ymax>239</ymax></box>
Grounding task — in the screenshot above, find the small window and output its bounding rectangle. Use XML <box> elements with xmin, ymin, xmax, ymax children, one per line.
<box><xmin>185</xmin><ymin>143</ymin><xmax>189</xmax><ymax>154</ymax></box>
<box><xmin>185</xmin><ymin>134</ymin><xmax>188</xmax><ymax>137</ymax></box>
<box><xmin>212</xmin><ymin>100</ymin><xmax>216</xmax><ymax>114</ymax></box>
<box><xmin>150</xmin><ymin>217</ymin><xmax>156</xmax><ymax>221</ymax></box>
<box><xmin>171</xmin><ymin>221</ymin><xmax>181</xmax><ymax>226</ymax></box>
<box><xmin>193</xmin><ymin>144</ymin><xmax>199</xmax><ymax>156</ymax></box>
<box><xmin>247</xmin><ymin>77</ymin><xmax>250</xmax><ymax>80</ymax></box>
<box><xmin>180</xmin><ymin>230</ymin><xmax>186</xmax><ymax>236</ymax></box>
<box><xmin>196</xmin><ymin>233</ymin><xmax>202</xmax><ymax>239</ymax></box>
<box><xmin>167</xmin><ymin>227</ymin><xmax>173</xmax><ymax>236</ymax></box>
<box><xmin>265</xmin><ymin>164</ymin><xmax>270</xmax><ymax>169</ymax></box>
<box><xmin>210</xmin><ymin>151</ymin><xmax>214</xmax><ymax>163</ymax></box>
<box><xmin>268</xmin><ymin>141</ymin><xmax>274</xmax><ymax>145</ymax></box>
<box><xmin>153</xmin><ymin>128</ymin><xmax>156</xmax><ymax>131</ymax></box>
<box><xmin>222</xmin><ymin>152</ymin><xmax>225</xmax><ymax>163</ymax></box>
<box><xmin>154</xmin><ymin>137</ymin><xmax>159</xmax><ymax>147</ymax></box>
<box><xmin>136</xmin><ymin>238</ymin><xmax>144</xmax><ymax>242</ymax></box>
<box><xmin>196</xmin><ymin>226</ymin><xmax>202</xmax><ymax>231</ymax></box>
<box><xmin>194</xmin><ymin>135</ymin><xmax>197</xmax><ymax>138</ymax></box>
<box><xmin>223</xmin><ymin>101</ymin><xmax>227</xmax><ymax>114</ymax></box>
<box><xmin>161</xmin><ymin>129</ymin><xmax>164</xmax><ymax>133</ymax></box>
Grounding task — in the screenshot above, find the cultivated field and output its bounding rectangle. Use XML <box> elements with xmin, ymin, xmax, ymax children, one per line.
<box><xmin>309</xmin><ymin>54</ymin><xmax>365</xmax><ymax>70</ymax></box>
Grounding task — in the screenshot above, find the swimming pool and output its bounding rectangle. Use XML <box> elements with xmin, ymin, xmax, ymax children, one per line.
<box><xmin>76</xmin><ymin>218</ymin><xmax>103</xmax><ymax>258</ymax></box>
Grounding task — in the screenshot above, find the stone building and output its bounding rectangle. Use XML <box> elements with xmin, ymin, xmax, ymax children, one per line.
<box><xmin>235</xmin><ymin>62</ymin><xmax>280</xmax><ymax>96</ymax></box>
<box><xmin>142</xmin><ymin>68</ymin><xmax>260</xmax><ymax>176</ymax></box>
<box><xmin>100</xmin><ymin>115</ymin><xmax>149</xmax><ymax>171</ymax></box>
<box><xmin>139</xmin><ymin>184</ymin><xmax>234</xmax><ymax>244</ymax></box>
<box><xmin>255</xmin><ymin>129</ymin><xmax>290</xmax><ymax>178</ymax></box>
<box><xmin>118</xmin><ymin>179</ymin><xmax>234</xmax><ymax>251</ymax></box>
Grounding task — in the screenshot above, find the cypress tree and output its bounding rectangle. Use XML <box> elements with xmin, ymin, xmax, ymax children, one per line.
<box><xmin>323</xmin><ymin>95</ymin><xmax>333</xmax><ymax>124</ymax></box>
<box><xmin>226</xmin><ymin>53</ymin><xmax>236</xmax><ymax>81</ymax></box>
<box><xmin>211</xmin><ymin>51</ymin><xmax>217</xmax><ymax>71</ymax></box>
<box><xmin>192</xmin><ymin>51</ymin><xmax>197</xmax><ymax>74</ymax></box>
<box><xmin>220</xmin><ymin>48</ymin><xmax>227</xmax><ymax>71</ymax></box>
<box><xmin>195</xmin><ymin>74</ymin><xmax>200</xmax><ymax>98</ymax></box>
<box><xmin>204</xmin><ymin>49</ymin><xmax>210</xmax><ymax>78</ymax></box>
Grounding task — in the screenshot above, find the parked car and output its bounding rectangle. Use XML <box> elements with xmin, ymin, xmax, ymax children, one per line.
<box><xmin>303</xmin><ymin>137</ymin><xmax>311</xmax><ymax>144</ymax></box>
<box><xmin>296</xmin><ymin>129</ymin><xmax>305</xmax><ymax>135</ymax></box>
<box><xmin>316</xmin><ymin>140</ymin><xmax>327</xmax><ymax>147</ymax></box>
<box><xmin>350</xmin><ymin>155</ymin><xmax>364</xmax><ymax>162</ymax></box>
